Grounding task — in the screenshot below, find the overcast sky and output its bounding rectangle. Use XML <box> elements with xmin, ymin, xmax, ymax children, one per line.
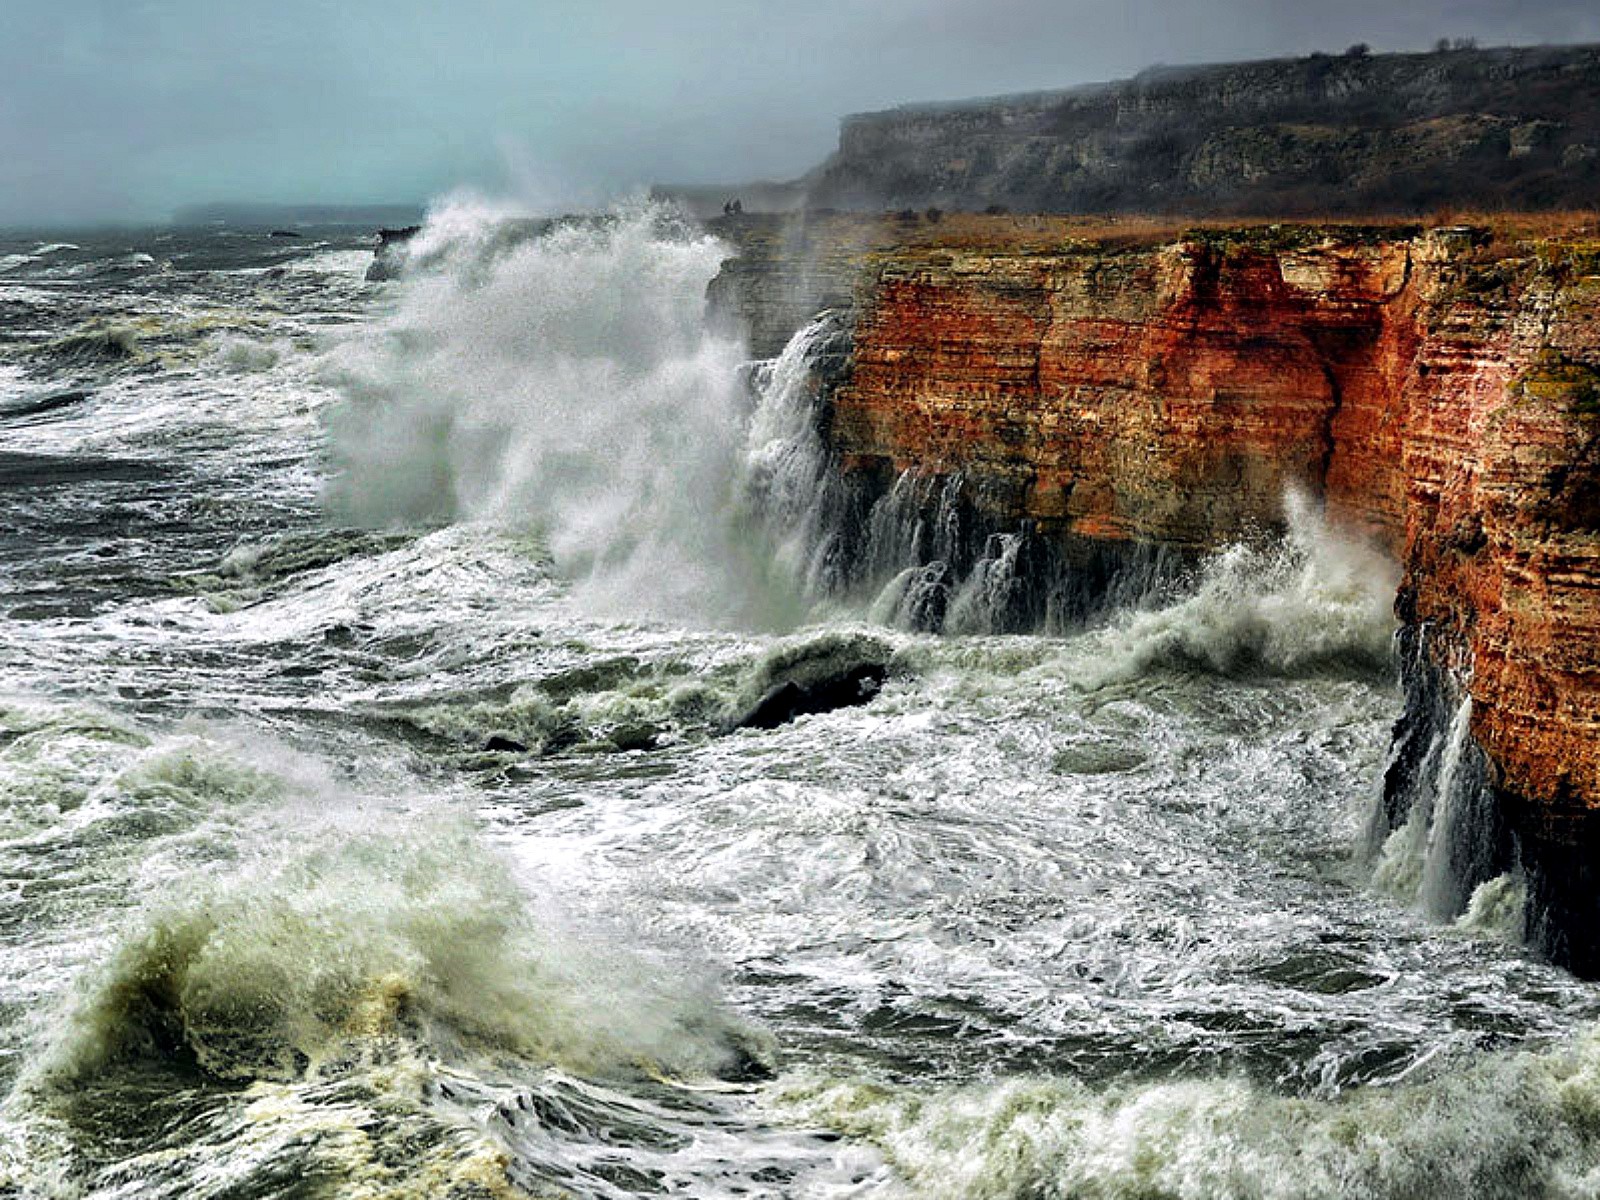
<box><xmin>3</xmin><ymin>0</ymin><xmax>1599</xmax><ymax>226</ymax></box>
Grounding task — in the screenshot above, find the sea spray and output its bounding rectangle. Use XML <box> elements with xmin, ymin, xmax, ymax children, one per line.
<box><xmin>1081</xmin><ymin>490</ymin><xmax>1400</xmax><ymax>686</ymax></box>
<box><xmin>1419</xmin><ymin>698</ymin><xmax>1478</xmax><ymax>917</ymax></box>
<box><xmin>324</xmin><ymin>198</ymin><xmax>802</xmax><ymax>626</ymax></box>
<box><xmin>36</xmin><ymin>806</ymin><xmax>766</xmax><ymax>1088</ymax></box>
<box><xmin>1458</xmin><ymin>873</ymin><xmax>1528</xmax><ymax>940</ymax></box>
<box><xmin>739</xmin><ymin>311</ymin><xmax>853</xmax><ymax>602</ymax></box>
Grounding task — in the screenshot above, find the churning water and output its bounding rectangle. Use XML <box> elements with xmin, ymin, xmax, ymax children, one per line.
<box><xmin>2</xmin><ymin>204</ymin><xmax>1600</xmax><ymax>1198</ymax></box>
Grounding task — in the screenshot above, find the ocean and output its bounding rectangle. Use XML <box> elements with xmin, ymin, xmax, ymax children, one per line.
<box><xmin>2</xmin><ymin>203</ymin><xmax>1599</xmax><ymax>1198</ymax></box>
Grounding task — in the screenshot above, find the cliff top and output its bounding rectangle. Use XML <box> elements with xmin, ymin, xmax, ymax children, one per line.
<box><xmin>843</xmin><ymin>42</ymin><xmax>1600</xmax><ymax>125</ymax></box>
<box><xmin>710</xmin><ymin>209</ymin><xmax>1600</xmax><ymax>259</ymax></box>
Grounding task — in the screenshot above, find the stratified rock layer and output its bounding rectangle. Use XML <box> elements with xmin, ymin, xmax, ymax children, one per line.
<box><xmin>711</xmin><ymin>216</ymin><xmax>1600</xmax><ymax>963</ymax></box>
<box><xmin>805</xmin><ymin>44</ymin><xmax>1600</xmax><ymax>215</ymax></box>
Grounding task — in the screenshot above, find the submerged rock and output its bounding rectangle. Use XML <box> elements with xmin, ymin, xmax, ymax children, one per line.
<box><xmin>736</xmin><ymin>663</ymin><xmax>887</xmax><ymax>730</ymax></box>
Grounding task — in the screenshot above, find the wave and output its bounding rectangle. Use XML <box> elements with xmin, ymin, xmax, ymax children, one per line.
<box><xmin>38</xmin><ymin>814</ymin><xmax>765</xmax><ymax>1088</ymax></box>
<box><xmin>104</xmin><ymin>251</ymin><xmax>160</xmax><ymax>273</ymax></box>
<box><xmin>775</xmin><ymin>1033</ymin><xmax>1600</xmax><ymax>1199</ymax></box>
<box><xmin>322</xmin><ymin>197</ymin><xmax>809</xmax><ymax>626</ymax></box>
<box><xmin>35</xmin><ymin>322</ymin><xmax>143</xmax><ymax>365</ymax></box>
<box><xmin>0</xmin><ymin>245</ymin><xmax>75</xmax><ymax>275</ymax></box>
<box><xmin>1082</xmin><ymin>491</ymin><xmax>1399</xmax><ymax>685</ymax></box>
<box><xmin>0</xmin><ymin>701</ymin><xmax>779</xmax><ymax>1195</ymax></box>
<box><xmin>283</xmin><ymin>247</ymin><xmax>373</xmax><ymax>276</ymax></box>
<box><xmin>0</xmin><ymin>700</ymin><xmax>288</xmax><ymax>854</ymax></box>
<box><xmin>208</xmin><ymin>331</ymin><xmax>282</xmax><ymax>373</ymax></box>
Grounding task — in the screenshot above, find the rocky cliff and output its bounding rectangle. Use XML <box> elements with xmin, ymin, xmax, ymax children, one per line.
<box><xmin>804</xmin><ymin>44</ymin><xmax>1600</xmax><ymax>215</ymax></box>
<box><xmin>709</xmin><ymin>213</ymin><xmax>1600</xmax><ymax>970</ymax></box>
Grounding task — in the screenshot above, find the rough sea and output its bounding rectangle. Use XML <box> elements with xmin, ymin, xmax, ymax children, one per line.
<box><xmin>4</xmin><ymin>204</ymin><xmax>1600</xmax><ymax>1198</ymax></box>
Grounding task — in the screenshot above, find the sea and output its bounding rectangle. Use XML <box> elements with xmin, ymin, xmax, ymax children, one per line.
<box><xmin>2</xmin><ymin>201</ymin><xmax>1600</xmax><ymax>1198</ymax></box>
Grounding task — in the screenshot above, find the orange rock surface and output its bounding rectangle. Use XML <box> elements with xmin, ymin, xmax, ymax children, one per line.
<box><xmin>806</xmin><ymin>225</ymin><xmax>1600</xmax><ymax>820</ymax></box>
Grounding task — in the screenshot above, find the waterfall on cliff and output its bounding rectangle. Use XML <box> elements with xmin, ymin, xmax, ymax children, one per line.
<box><xmin>1420</xmin><ymin>699</ymin><xmax>1479</xmax><ymax>917</ymax></box>
<box><xmin>1373</xmin><ymin>691</ymin><xmax>1522</xmax><ymax>930</ymax></box>
<box><xmin>738</xmin><ymin>312</ymin><xmax>852</xmax><ymax>601</ymax></box>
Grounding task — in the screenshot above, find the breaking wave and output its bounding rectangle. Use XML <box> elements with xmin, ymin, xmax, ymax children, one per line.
<box><xmin>36</xmin><ymin>322</ymin><xmax>143</xmax><ymax>365</ymax></box>
<box><xmin>776</xmin><ymin>1035</ymin><xmax>1600</xmax><ymax>1199</ymax></box>
<box><xmin>0</xmin><ymin>704</ymin><xmax>777</xmax><ymax>1197</ymax></box>
<box><xmin>1085</xmin><ymin>491</ymin><xmax>1399</xmax><ymax>685</ymax></box>
<box><xmin>323</xmin><ymin>197</ymin><xmax>804</xmax><ymax>626</ymax></box>
<box><xmin>39</xmin><ymin>816</ymin><xmax>765</xmax><ymax>1089</ymax></box>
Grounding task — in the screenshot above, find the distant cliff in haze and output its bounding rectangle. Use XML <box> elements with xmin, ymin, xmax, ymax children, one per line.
<box><xmin>802</xmin><ymin>42</ymin><xmax>1600</xmax><ymax>215</ymax></box>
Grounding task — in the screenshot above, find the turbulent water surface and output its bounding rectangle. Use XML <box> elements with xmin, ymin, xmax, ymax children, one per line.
<box><xmin>4</xmin><ymin>209</ymin><xmax>1600</xmax><ymax>1199</ymax></box>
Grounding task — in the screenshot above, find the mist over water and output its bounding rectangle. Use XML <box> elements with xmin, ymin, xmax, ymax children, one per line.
<box><xmin>1</xmin><ymin>210</ymin><xmax>1598</xmax><ymax>1197</ymax></box>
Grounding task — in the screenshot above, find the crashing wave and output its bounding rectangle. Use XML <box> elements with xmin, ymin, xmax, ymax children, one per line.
<box><xmin>323</xmin><ymin>197</ymin><xmax>811</xmax><ymax>626</ymax></box>
<box><xmin>40</xmin><ymin>816</ymin><xmax>768</xmax><ymax>1088</ymax></box>
<box><xmin>1083</xmin><ymin>491</ymin><xmax>1399</xmax><ymax>685</ymax></box>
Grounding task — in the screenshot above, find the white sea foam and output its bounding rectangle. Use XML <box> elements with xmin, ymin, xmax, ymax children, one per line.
<box><xmin>0</xmin><ymin>701</ymin><xmax>778</xmax><ymax>1196</ymax></box>
<box><xmin>774</xmin><ymin>1035</ymin><xmax>1600</xmax><ymax>1199</ymax></box>
<box><xmin>1084</xmin><ymin>490</ymin><xmax>1399</xmax><ymax>685</ymax></box>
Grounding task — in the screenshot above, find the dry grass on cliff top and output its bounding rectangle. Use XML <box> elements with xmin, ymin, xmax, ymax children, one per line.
<box><xmin>714</xmin><ymin>208</ymin><xmax>1600</xmax><ymax>256</ymax></box>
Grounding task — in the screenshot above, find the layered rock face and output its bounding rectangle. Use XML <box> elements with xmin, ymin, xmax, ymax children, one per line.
<box><xmin>710</xmin><ymin>217</ymin><xmax>1600</xmax><ymax>968</ymax></box>
<box><xmin>832</xmin><ymin>231</ymin><xmax>1420</xmax><ymax>550</ymax></box>
<box><xmin>805</xmin><ymin>44</ymin><xmax>1600</xmax><ymax>215</ymax></box>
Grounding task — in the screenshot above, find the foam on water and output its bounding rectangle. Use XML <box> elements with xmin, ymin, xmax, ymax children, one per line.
<box><xmin>772</xmin><ymin>1034</ymin><xmax>1600</xmax><ymax>1199</ymax></box>
<box><xmin>0</xmin><ymin>703</ymin><xmax>777</xmax><ymax>1197</ymax></box>
<box><xmin>1083</xmin><ymin>490</ymin><xmax>1398</xmax><ymax>685</ymax></box>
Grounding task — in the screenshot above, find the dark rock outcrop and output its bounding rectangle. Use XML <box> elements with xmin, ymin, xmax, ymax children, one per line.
<box><xmin>366</xmin><ymin>226</ymin><xmax>421</xmax><ymax>282</ymax></box>
<box><xmin>726</xmin><ymin>634</ymin><xmax>893</xmax><ymax>731</ymax></box>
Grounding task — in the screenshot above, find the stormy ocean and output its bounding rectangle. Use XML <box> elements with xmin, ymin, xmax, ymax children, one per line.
<box><xmin>3</xmin><ymin>203</ymin><xmax>1600</xmax><ymax>1199</ymax></box>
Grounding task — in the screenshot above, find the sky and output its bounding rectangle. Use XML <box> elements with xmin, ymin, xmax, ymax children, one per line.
<box><xmin>3</xmin><ymin>0</ymin><xmax>1600</xmax><ymax>227</ymax></box>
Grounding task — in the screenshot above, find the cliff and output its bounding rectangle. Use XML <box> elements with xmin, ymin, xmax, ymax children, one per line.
<box><xmin>709</xmin><ymin>213</ymin><xmax>1600</xmax><ymax>970</ymax></box>
<box><xmin>804</xmin><ymin>44</ymin><xmax>1600</xmax><ymax>215</ymax></box>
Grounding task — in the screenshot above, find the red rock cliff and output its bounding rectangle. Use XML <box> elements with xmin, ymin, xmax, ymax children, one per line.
<box><xmin>828</xmin><ymin>226</ymin><xmax>1598</xmax><ymax>824</ymax></box>
<box><xmin>713</xmin><ymin>215</ymin><xmax>1600</xmax><ymax>960</ymax></box>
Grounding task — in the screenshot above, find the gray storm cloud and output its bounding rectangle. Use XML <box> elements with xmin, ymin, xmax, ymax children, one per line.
<box><xmin>3</xmin><ymin>0</ymin><xmax>1599</xmax><ymax>226</ymax></box>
